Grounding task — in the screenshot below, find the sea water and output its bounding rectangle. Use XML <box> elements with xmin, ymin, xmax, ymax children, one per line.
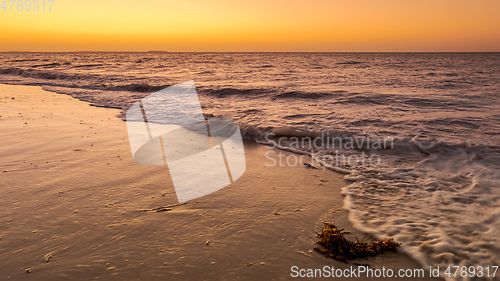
<box><xmin>1</xmin><ymin>52</ymin><xmax>499</xmax><ymax>280</ymax></box>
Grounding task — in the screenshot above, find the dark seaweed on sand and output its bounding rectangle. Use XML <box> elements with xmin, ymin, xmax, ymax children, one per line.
<box><xmin>314</xmin><ymin>223</ymin><xmax>401</xmax><ymax>261</ymax></box>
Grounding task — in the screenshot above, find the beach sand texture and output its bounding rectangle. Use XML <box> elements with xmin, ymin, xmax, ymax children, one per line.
<box><xmin>0</xmin><ymin>84</ymin><xmax>437</xmax><ymax>280</ymax></box>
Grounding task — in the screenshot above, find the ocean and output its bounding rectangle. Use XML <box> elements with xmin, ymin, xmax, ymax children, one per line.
<box><xmin>1</xmin><ymin>52</ymin><xmax>499</xmax><ymax>280</ymax></box>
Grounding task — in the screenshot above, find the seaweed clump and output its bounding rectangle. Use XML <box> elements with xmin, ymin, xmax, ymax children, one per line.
<box><xmin>314</xmin><ymin>223</ymin><xmax>401</xmax><ymax>261</ymax></box>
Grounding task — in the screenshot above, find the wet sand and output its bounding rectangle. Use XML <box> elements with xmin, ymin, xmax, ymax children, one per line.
<box><xmin>0</xmin><ymin>84</ymin><xmax>438</xmax><ymax>280</ymax></box>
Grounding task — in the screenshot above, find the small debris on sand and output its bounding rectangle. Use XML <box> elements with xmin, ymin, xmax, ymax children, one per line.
<box><xmin>297</xmin><ymin>250</ymin><xmax>313</xmax><ymax>258</ymax></box>
<box><xmin>44</xmin><ymin>253</ymin><xmax>52</xmax><ymax>263</ymax></box>
<box><xmin>314</xmin><ymin>223</ymin><xmax>401</xmax><ymax>261</ymax></box>
<box><xmin>152</xmin><ymin>207</ymin><xmax>172</xmax><ymax>212</ymax></box>
<box><xmin>302</xmin><ymin>162</ymin><xmax>317</xmax><ymax>169</ymax></box>
<box><xmin>140</xmin><ymin>202</ymin><xmax>187</xmax><ymax>212</ymax></box>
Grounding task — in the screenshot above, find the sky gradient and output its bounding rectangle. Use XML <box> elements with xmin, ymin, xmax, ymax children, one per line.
<box><xmin>1</xmin><ymin>0</ymin><xmax>499</xmax><ymax>52</ymax></box>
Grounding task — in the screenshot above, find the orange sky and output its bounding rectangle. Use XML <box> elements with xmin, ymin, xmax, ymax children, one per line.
<box><xmin>1</xmin><ymin>0</ymin><xmax>499</xmax><ymax>52</ymax></box>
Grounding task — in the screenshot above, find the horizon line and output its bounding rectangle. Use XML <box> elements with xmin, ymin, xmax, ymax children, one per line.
<box><xmin>1</xmin><ymin>51</ymin><xmax>499</xmax><ymax>53</ymax></box>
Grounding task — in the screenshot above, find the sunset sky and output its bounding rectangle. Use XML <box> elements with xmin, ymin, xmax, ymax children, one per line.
<box><xmin>1</xmin><ymin>0</ymin><xmax>499</xmax><ymax>52</ymax></box>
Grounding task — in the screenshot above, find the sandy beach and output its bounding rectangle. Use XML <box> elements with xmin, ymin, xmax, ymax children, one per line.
<box><xmin>0</xmin><ymin>84</ymin><xmax>439</xmax><ymax>280</ymax></box>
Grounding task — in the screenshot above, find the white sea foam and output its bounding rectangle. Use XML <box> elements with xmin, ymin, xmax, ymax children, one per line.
<box><xmin>259</xmin><ymin>130</ymin><xmax>500</xmax><ymax>281</ymax></box>
<box><xmin>339</xmin><ymin>139</ymin><xmax>500</xmax><ymax>281</ymax></box>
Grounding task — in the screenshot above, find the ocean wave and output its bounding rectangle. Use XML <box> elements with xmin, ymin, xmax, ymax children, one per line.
<box><xmin>273</xmin><ymin>91</ymin><xmax>332</xmax><ymax>99</ymax></box>
<box><xmin>340</xmin><ymin>138</ymin><xmax>500</xmax><ymax>281</ymax></box>
<box><xmin>424</xmin><ymin>117</ymin><xmax>483</xmax><ymax>129</ymax></box>
<box><xmin>199</xmin><ymin>87</ymin><xmax>273</xmax><ymax>98</ymax></box>
<box><xmin>0</xmin><ymin>68</ymin><xmax>170</xmax><ymax>93</ymax></box>
<box><xmin>332</xmin><ymin>92</ymin><xmax>394</xmax><ymax>105</ymax></box>
<box><xmin>72</xmin><ymin>63</ymin><xmax>104</xmax><ymax>68</ymax></box>
<box><xmin>7</xmin><ymin>58</ymin><xmax>40</xmax><ymax>62</ymax></box>
<box><xmin>31</xmin><ymin>63</ymin><xmax>62</xmax><ymax>68</ymax></box>
<box><xmin>0</xmin><ymin>67</ymin><xmax>25</xmax><ymax>75</ymax></box>
<box><xmin>337</xmin><ymin>60</ymin><xmax>364</xmax><ymax>65</ymax></box>
<box><xmin>108</xmin><ymin>83</ymin><xmax>170</xmax><ymax>92</ymax></box>
<box><xmin>0</xmin><ymin>67</ymin><xmax>66</xmax><ymax>79</ymax></box>
<box><xmin>199</xmin><ymin>87</ymin><xmax>351</xmax><ymax>100</ymax></box>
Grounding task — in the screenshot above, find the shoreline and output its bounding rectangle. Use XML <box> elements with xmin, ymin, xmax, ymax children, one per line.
<box><xmin>0</xmin><ymin>84</ymin><xmax>438</xmax><ymax>280</ymax></box>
